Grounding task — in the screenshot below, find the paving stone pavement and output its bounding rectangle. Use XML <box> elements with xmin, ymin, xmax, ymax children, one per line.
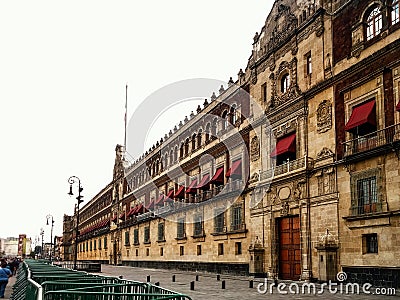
<box><xmin>3</xmin><ymin>275</ymin><xmax>16</xmax><ymax>300</ymax></box>
<box><xmin>99</xmin><ymin>265</ymin><xmax>397</xmax><ymax>299</ymax></box>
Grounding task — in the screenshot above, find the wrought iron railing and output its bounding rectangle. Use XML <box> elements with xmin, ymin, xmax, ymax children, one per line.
<box><xmin>343</xmin><ymin>123</ymin><xmax>400</xmax><ymax>156</ymax></box>
<box><xmin>259</xmin><ymin>156</ymin><xmax>313</xmax><ymax>181</ymax></box>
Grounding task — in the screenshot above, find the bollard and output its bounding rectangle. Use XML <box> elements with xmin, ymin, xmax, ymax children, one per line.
<box><xmin>222</xmin><ymin>280</ymin><xmax>226</xmax><ymax>289</ymax></box>
<box><xmin>216</xmin><ymin>274</ymin><xmax>221</xmax><ymax>281</ymax></box>
<box><xmin>172</xmin><ymin>275</ymin><xmax>176</xmax><ymax>282</ymax></box>
<box><xmin>146</xmin><ymin>275</ymin><xmax>151</xmax><ymax>282</ymax></box>
<box><xmin>249</xmin><ymin>280</ymin><xmax>253</xmax><ymax>288</ymax></box>
<box><xmin>190</xmin><ymin>281</ymin><xmax>195</xmax><ymax>290</ymax></box>
<box><xmin>155</xmin><ymin>282</ymin><xmax>160</xmax><ymax>286</ymax></box>
<box><xmin>195</xmin><ymin>274</ymin><xmax>199</xmax><ymax>281</ymax></box>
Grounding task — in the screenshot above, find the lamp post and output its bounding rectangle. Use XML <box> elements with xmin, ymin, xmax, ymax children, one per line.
<box><xmin>68</xmin><ymin>176</ymin><xmax>83</xmax><ymax>270</ymax></box>
<box><xmin>40</xmin><ymin>228</ymin><xmax>44</xmax><ymax>258</ymax></box>
<box><xmin>46</xmin><ymin>214</ymin><xmax>54</xmax><ymax>262</ymax></box>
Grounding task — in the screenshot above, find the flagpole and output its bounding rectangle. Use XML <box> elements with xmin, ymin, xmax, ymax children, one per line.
<box><xmin>124</xmin><ymin>84</ymin><xmax>128</xmax><ymax>150</ymax></box>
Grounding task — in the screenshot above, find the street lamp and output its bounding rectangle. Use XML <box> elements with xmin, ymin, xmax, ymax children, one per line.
<box><xmin>68</xmin><ymin>176</ymin><xmax>83</xmax><ymax>270</ymax></box>
<box><xmin>46</xmin><ymin>214</ymin><xmax>54</xmax><ymax>262</ymax></box>
<box><xmin>40</xmin><ymin>228</ymin><xmax>44</xmax><ymax>258</ymax></box>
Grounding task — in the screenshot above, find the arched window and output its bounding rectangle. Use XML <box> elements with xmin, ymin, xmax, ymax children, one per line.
<box><xmin>197</xmin><ymin>129</ymin><xmax>203</xmax><ymax>147</ymax></box>
<box><xmin>366</xmin><ymin>6</ymin><xmax>382</xmax><ymax>41</ymax></box>
<box><xmin>170</xmin><ymin>149</ymin><xmax>174</xmax><ymax>165</ymax></box>
<box><xmin>179</xmin><ymin>143</ymin><xmax>184</xmax><ymax>158</ymax></box>
<box><xmin>184</xmin><ymin>138</ymin><xmax>190</xmax><ymax>155</ymax></box>
<box><xmin>212</xmin><ymin>118</ymin><xmax>218</xmax><ymax>136</ymax></box>
<box><xmin>281</xmin><ymin>73</ymin><xmax>290</xmax><ymax>93</ymax></box>
<box><xmin>205</xmin><ymin>123</ymin><xmax>211</xmax><ymax>141</ymax></box>
<box><xmin>392</xmin><ymin>0</ymin><xmax>399</xmax><ymax>25</ymax></box>
<box><xmin>191</xmin><ymin>133</ymin><xmax>196</xmax><ymax>151</ymax></box>
<box><xmin>221</xmin><ymin>110</ymin><xmax>228</xmax><ymax>131</ymax></box>
<box><xmin>174</xmin><ymin>146</ymin><xmax>178</xmax><ymax>162</ymax></box>
<box><xmin>230</xmin><ymin>105</ymin><xmax>237</xmax><ymax>125</ymax></box>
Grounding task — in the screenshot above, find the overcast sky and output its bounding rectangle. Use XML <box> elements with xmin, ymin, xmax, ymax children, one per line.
<box><xmin>0</xmin><ymin>1</ymin><xmax>273</xmax><ymax>249</ymax></box>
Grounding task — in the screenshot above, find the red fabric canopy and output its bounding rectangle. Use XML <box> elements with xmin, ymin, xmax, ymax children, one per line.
<box><xmin>396</xmin><ymin>101</ymin><xmax>400</xmax><ymax>112</ymax></box>
<box><xmin>226</xmin><ymin>160</ymin><xmax>242</xmax><ymax>177</ymax></box>
<box><xmin>164</xmin><ymin>190</ymin><xmax>174</xmax><ymax>203</ymax></box>
<box><xmin>146</xmin><ymin>200</ymin><xmax>154</xmax><ymax>210</ymax></box>
<box><xmin>119</xmin><ymin>212</ymin><xmax>126</xmax><ymax>219</ymax></box>
<box><xmin>270</xmin><ymin>133</ymin><xmax>296</xmax><ymax>157</ymax></box>
<box><xmin>135</xmin><ymin>203</ymin><xmax>144</xmax><ymax>214</ymax></box>
<box><xmin>111</xmin><ymin>214</ymin><xmax>117</xmax><ymax>222</ymax></box>
<box><xmin>210</xmin><ymin>167</ymin><xmax>224</xmax><ymax>184</ymax></box>
<box><xmin>344</xmin><ymin>100</ymin><xmax>376</xmax><ymax>131</ymax></box>
<box><xmin>186</xmin><ymin>179</ymin><xmax>198</xmax><ymax>194</ymax></box>
<box><xmin>155</xmin><ymin>195</ymin><xmax>164</xmax><ymax>206</ymax></box>
<box><xmin>174</xmin><ymin>185</ymin><xmax>185</xmax><ymax>198</ymax></box>
<box><xmin>196</xmin><ymin>174</ymin><xmax>210</xmax><ymax>189</ymax></box>
<box><xmin>126</xmin><ymin>207</ymin><xmax>136</xmax><ymax>218</ymax></box>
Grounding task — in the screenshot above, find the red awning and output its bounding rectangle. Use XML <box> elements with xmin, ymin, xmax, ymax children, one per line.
<box><xmin>164</xmin><ymin>190</ymin><xmax>174</xmax><ymax>203</ymax></box>
<box><xmin>126</xmin><ymin>207</ymin><xmax>136</xmax><ymax>218</ymax></box>
<box><xmin>174</xmin><ymin>186</ymin><xmax>185</xmax><ymax>198</ymax></box>
<box><xmin>111</xmin><ymin>214</ymin><xmax>117</xmax><ymax>222</ymax></box>
<box><xmin>146</xmin><ymin>200</ymin><xmax>155</xmax><ymax>210</ymax></box>
<box><xmin>270</xmin><ymin>133</ymin><xmax>296</xmax><ymax>157</ymax></box>
<box><xmin>345</xmin><ymin>100</ymin><xmax>376</xmax><ymax>132</ymax></box>
<box><xmin>186</xmin><ymin>179</ymin><xmax>198</xmax><ymax>194</ymax></box>
<box><xmin>210</xmin><ymin>167</ymin><xmax>224</xmax><ymax>184</ymax></box>
<box><xmin>155</xmin><ymin>195</ymin><xmax>164</xmax><ymax>206</ymax></box>
<box><xmin>119</xmin><ymin>212</ymin><xmax>126</xmax><ymax>219</ymax></box>
<box><xmin>396</xmin><ymin>101</ymin><xmax>400</xmax><ymax>112</ymax></box>
<box><xmin>226</xmin><ymin>160</ymin><xmax>242</xmax><ymax>178</ymax></box>
<box><xmin>135</xmin><ymin>203</ymin><xmax>144</xmax><ymax>214</ymax></box>
<box><xmin>196</xmin><ymin>174</ymin><xmax>210</xmax><ymax>189</ymax></box>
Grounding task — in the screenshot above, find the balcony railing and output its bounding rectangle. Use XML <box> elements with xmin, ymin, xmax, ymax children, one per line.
<box><xmin>343</xmin><ymin>123</ymin><xmax>400</xmax><ymax>157</ymax></box>
<box><xmin>259</xmin><ymin>156</ymin><xmax>314</xmax><ymax>181</ymax></box>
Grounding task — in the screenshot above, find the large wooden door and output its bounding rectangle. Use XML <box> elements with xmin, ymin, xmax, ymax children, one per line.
<box><xmin>278</xmin><ymin>216</ymin><xmax>301</xmax><ymax>280</ymax></box>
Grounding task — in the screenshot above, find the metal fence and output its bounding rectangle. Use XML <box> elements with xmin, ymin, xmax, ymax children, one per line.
<box><xmin>11</xmin><ymin>260</ymin><xmax>192</xmax><ymax>300</ymax></box>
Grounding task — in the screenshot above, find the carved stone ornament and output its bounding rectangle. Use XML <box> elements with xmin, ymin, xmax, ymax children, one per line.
<box><xmin>281</xmin><ymin>201</ymin><xmax>289</xmax><ymax>216</ymax></box>
<box><xmin>317</xmin><ymin>100</ymin><xmax>332</xmax><ymax>133</ymax></box>
<box><xmin>267</xmin><ymin>4</ymin><xmax>298</xmax><ymax>51</ymax></box>
<box><xmin>317</xmin><ymin>147</ymin><xmax>334</xmax><ymax>160</ymax></box>
<box><xmin>250</xmin><ymin>136</ymin><xmax>260</xmax><ymax>161</ymax></box>
<box><xmin>251</xmin><ymin>68</ymin><xmax>258</xmax><ymax>85</ymax></box>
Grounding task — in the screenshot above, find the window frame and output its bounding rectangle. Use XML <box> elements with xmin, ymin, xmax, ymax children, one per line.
<box><xmin>392</xmin><ymin>0</ymin><xmax>399</xmax><ymax>25</ymax></box>
<box><xmin>280</xmin><ymin>72</ymin><xmax>290</xmax><ymax>94</ymax></box>
<box><xmin>366</xmin><ymin>6</ymin><xmax>383</xmax><ymax>41</ymax></box>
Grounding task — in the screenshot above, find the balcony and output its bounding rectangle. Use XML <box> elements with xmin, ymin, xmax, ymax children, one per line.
<box><xmin>259</xmin><ymin>156</ymin><xmax>314</xmax><ymax>182</ymax></box>
<box><xmin>343</xmin><ymin>123</ymin><xmax>400</xmax><ymax>159</ymax></box>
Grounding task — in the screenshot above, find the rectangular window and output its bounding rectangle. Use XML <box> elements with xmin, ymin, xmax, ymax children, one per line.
<box><xmin>94</xmin><ymin>240</ymin><xmax>97</xmax><ymax>250</ymax></box>
<box><xmin>98</xmin><ymin>238</ymin><xmax>101</xmax><ymax>250</ymax></box>
<box><xmin>177</xmin><ymin>218</ymin><xmax>186</xmax><ymax>239</ymax></box>
<box><xmin>306</xmin><ymin>52</ymin><xmax>312</xmax><ymax>75</ymax></box>
<box><xmin>144</xmin><ymin>226</ymin><xmax>150</xmax><ymax>244</ymax></box>
<box><xmin>218</xmin><ymin>243</ymin><xmax>224</xmax><ymax>255</ymax></box>
<box><xmin>180</xmin><ymin>245</ymin><xmax>184</xmax><ymax>256</ymax></box>
<box><xmin>193</xmin><ymin>215</ymin><xmax>203</xmax><ymax>237</ymax></box>
<box><xmin>125</xmin><ymin>231</ymin><xmax>130</xmax><ymax>246</ymax></box>
<box><xmin>363</xmin><ymin>233</ymin><xmax>378</xmax><ymax>254</ymax></box>
<box><xmin>235</xmin><ymin>242</ymin><xmax>242</xmax><ymax>255</ymax></box>
<box><xmin>231</xmin><ymin>205</ymin><xmax>243</xmax><ymax>231</ymax></box>
<box><xmin>133</xmin><ymin>229</ymin><xmax>139</xmax><ymax>245</ymax></box>
<box><xmin>214</xmin><ymin>210</ymin><xmax>225</xmax><ymax>233</ymax></box>
<box><xmin>146</xmin><ymin>248</ymin><xmax>150</xmax><ymax>256</ymax></box>
<box><xmin>160</xmin><ymin>247</ymin><xmax>164</xmax><ymax>256</ymax></box>
<box><xmin>357</xmin><ymin>176</ymin><xmax>377</xmax><ymax>214</ymax></box>
<box><xmin>135</xmin><ymin>249</ymin><xmax>139</xmax><ymax>256</ymax></box>
<box><xmin>392</xmin><ymin>1</ymin><xmax>399</xmax><ymax>25</ymax></box>
<box><xmin>261</xmin><ymin>83</ymin><xmax>267</xmax><ymax>102</ymax></box>
<box><xmin>104</xmin><ymin>237</ymin><xmax>107</xmax><ymax>249</ymax></box>
<box><xmin>158</xmin><ymin>223</ymin><xmax>165</xmax><ymax>241</ymax></box>
<box><xmin>197</xmin><ymin>245</ymin><xmax>202</xmax><ymax>255</ymax></box>
<box><xmin>86</xmin><ymin>241</ymin><xmax>88</xmax><ymax>252</ymax></box>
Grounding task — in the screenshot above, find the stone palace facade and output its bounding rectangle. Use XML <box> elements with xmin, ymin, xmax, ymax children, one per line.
<box><xmin>62</xmin><ymin>0</ymin><xmax>400</xmax><ymax>288</ymax></box>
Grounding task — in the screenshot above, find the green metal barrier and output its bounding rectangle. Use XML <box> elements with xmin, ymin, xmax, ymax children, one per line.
<box><xmin>11</xmin><ymin>260</ymin><xmax>192</xmax><ymax>300</ymax></box>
